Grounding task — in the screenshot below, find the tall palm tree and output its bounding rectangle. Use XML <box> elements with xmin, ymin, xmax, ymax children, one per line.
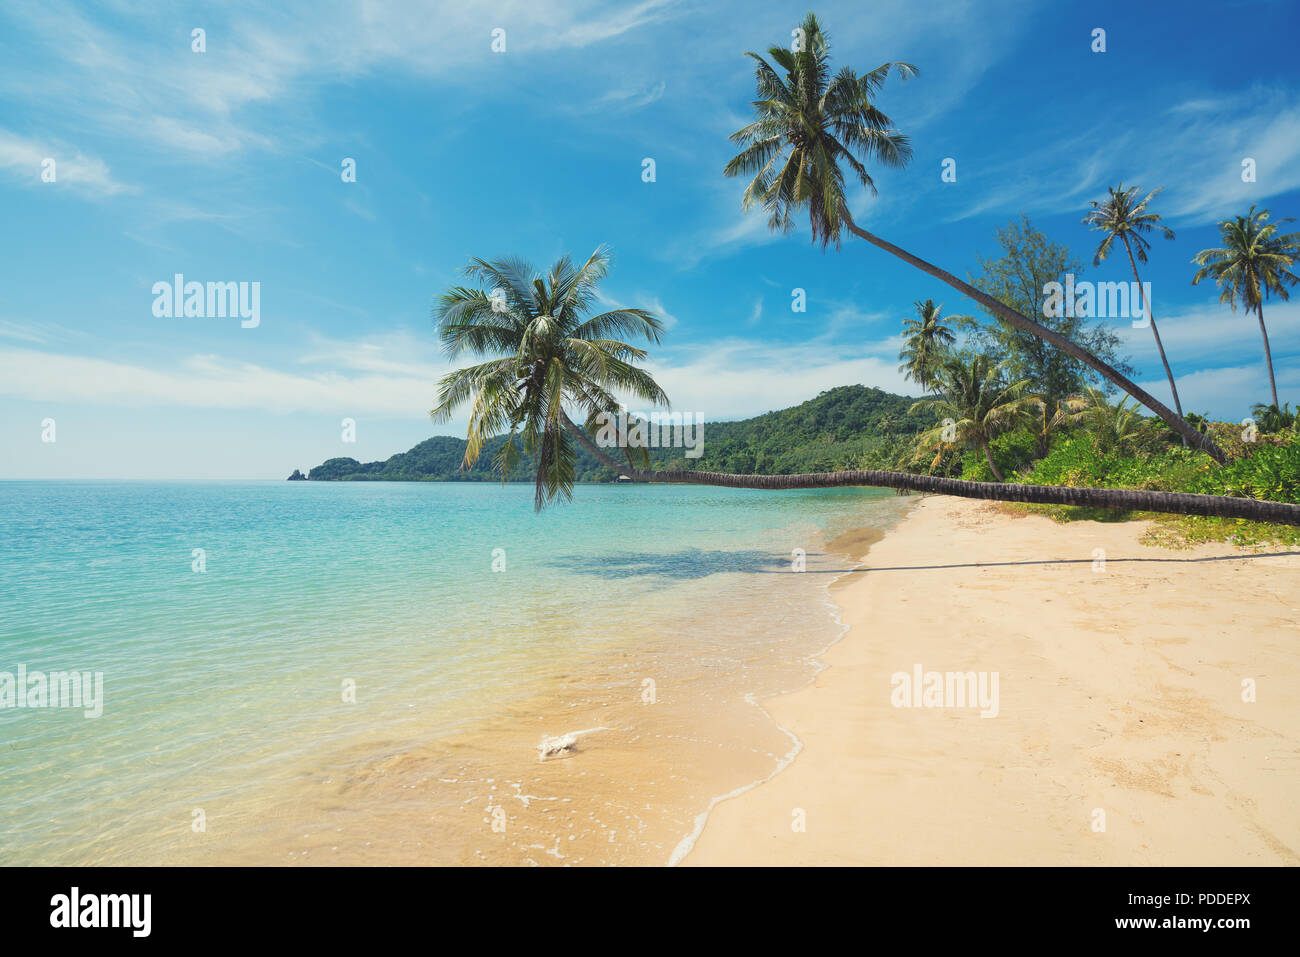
<box><xmin>1083</xmin><ymin>184</ymin><xmax>1183</xmax><ymax>417</ymax></box>
<box><xmin>1192</xmin><ymin>206</ymin><xmax>1300</xmax><ymax>409</ymax></box>
<box><xmin>898</xmin><ymin>298</ymin><xmax>957</xmax><ymax>391</ymax></box>
<box><xmin>722</xmin><ymin>12</ymin><xmax>1224</xmax><ymax>462</ymax></box>
<box><xmin>909</xmin><ymin>355</ymin><xmax>1037</xmax><ymax>481</ymax></box>
<box><xmin>431</xmin><ymin>247</ymin><xmax>669</xmax><ymax>509</ymax></box>
<box><xmin>433</xmin><ymin>251</ymin><xmax>1300</xmax><ymax>526</ymax></box>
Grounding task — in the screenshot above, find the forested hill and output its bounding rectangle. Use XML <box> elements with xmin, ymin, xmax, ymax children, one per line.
<box><xmin>300</xmin><ymin>384</ymin><xmax>929</xmax><ymax>482</ymax></box>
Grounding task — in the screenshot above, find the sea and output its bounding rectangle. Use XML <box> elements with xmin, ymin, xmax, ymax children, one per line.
<box><xmin>0</xmin><ymin>480</ymin><xmax>909</xmax><ymax>866</ymax></box>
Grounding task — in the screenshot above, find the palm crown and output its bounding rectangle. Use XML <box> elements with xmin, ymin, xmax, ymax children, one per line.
<box><xmin>723</xmin><ymin>11</ymin><xmax>916</xmax><ymax>248</ymax></box>
<box><xmin>898</xmin><ymin>298</ymin><xmax>958</xmax><ymax>392</ymax></box>
<box><xmin>1191</xmin><ymin>206</ymin><xmax>1300</xmax><ymax>313</ymax></box>
<box><xmin>910</xmin><ymin>354</ymin><xmax>1036</xmax><ymax>480</ymax></box>
<box><xmin>431</xmin><ymin>247</ymin><xmax>669</xmax><ymax>509</ymax></box>
<box><xmin>1083</xmin><ymin>184</ymin><xmax>1175</xmax><ymax>266</ymax></box>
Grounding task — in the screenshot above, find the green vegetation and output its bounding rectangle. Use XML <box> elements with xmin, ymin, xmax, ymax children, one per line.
<box><xmin>306</xmin><ymin>385</ymin><xmax>929</xmax><ymax>483</ymax></box>
<box><xmin>722</xmin><ymin>12</ymin><xmax>1222</xmax><ymax>459</ymax></box>
<box><xmin>1192</xmin><ymin>207</ymin><xmax>1300</xmax><ymax>409</ymax></box>
<box><xmin>430</xmin><ymin>247</ymin><xmax>668</xmax><ymax>509</ymax></box>
<box><xmin>314</xmin><ymin>11</ymin><xmax>1300</xmax><ymax>541</ymax></box>
<box><xmin>1083</xmin><ymin>184</ymin><xmax>1183</xmax><ymax>416</ymax></box>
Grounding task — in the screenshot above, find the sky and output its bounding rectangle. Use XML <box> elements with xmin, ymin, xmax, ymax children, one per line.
<box><xmin>1</xmin><ymin>0</ymin><xmax>1298</xmax><ymax>479</ymax></box>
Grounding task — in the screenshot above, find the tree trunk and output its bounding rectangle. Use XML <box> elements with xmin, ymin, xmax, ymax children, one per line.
<box><xmin>839</xmin><ymin>210</ymin><xmax>1226</xmax><ymax>464</ymax></box>
<box><xmin>559</xmin><ymin>411</ymin><xmax>1300</xmax><ymax>526</ymax></box>
<box><xmin>1257</xmin><ymin>302</ymin><xmax>1280</xmax><ymax>409</ymax></box>
<box><xmin>1122</xmin><ymin>235</ymin><xmax>1183</xmax><ymax>421</ymax></box>
<box><xmin>982</xmin><ymin>443</ymin><xmax>1005</xmax><ymax>481</ymax></box>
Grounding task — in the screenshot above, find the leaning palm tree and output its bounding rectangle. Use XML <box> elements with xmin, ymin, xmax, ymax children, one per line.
<box><xmin>898</xmin><ymin>298</ymin><xmax>957</xmax><ymax>392</ymax></box>
<box><xmin>434</xmin><ymin>249</ymin><xmax>1300</xmax><ymax>526</ymax></box>
<box><xmin>431</xmin><ymin>247</ymin><xmax>669</xmax><ymax>509</ymax></box>
<box><xmin>1192</xmin><ymin>206</ymin><xmax>1300</xmax><ymax>409</ymax></box>
<box><xmin>722</xmin><ymin>12</ymin><xmax>1223</xmax><ymax>462</ymax></box>
<box><xmin>1083</xmin><ymin>184</ymin><xmax>1183</xmax><ymax>418</ymax></box>
<box><xmin>910</xmin><ymin>355</ymin><xmax>1037</xmax><ymax>481</ymax></box>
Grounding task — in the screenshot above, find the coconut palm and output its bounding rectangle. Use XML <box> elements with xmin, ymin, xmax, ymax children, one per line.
<box><xmin>908</xmin><ymin>355</ymin><xmax>1037</xmax><ymax>481</ymax></box>
<box><xmin>1192</xmin><ymin>206</ymin><xmax>1300</xmax><ymax>409</ymax></box>
<box><xmin>1072</xmin><ymin>386</ymin><xmax>1153</xmax><ymax>454</ymax></box>
<box><xmin>898</xmin><ymin>298</ymin><xmax>958</xmax><ymax>391</ymax></box>
<box><xmin>1031</xmin><ymin>394</ymin><xmax>1088</xmax><ymax>459</ymax></box>
<box><xmin>431</xmin><ymin>247</ymin><xmax>669</xmax><ymax>509</ymax></box>
<box><xmin>1083</xmin><ymin>184</ymin><xmax>1183</xmax><ymax>417</ymax></box>
<box><xmin>722</xmin><ymin>12</ymin><xmax>1223</xmax><ymax>462</ymax></box>
<box><xmin>1251</xmin><ymin>401</ymin><xmax>1297</xmax><ymax>434</ymax></box>
<box><xmin>435</xmin><ymin>249</ymin><xmax>1300</xmax><ymax>526</ymax></box>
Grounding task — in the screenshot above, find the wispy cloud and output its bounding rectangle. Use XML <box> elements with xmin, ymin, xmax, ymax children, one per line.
<box><xmin>0</xmin><ymin>129</ymin><xmax>130</xmax><ymax>196</ymax></box>
<box><xmin>0</xmin><ymin>345</ymin><xmax>447</xmax><ymax>418</ymax></box>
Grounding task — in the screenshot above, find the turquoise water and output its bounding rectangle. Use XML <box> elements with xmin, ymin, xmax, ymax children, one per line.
<box><xmin>0</xmin><ymin>480</ymin><xmax>900</xmax><ymax>864</ymax></box>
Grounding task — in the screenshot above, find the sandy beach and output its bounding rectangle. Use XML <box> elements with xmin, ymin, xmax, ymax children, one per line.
<box><xmin>683</xmin><ymin>495</ymin><xmax>1300</xmax><ymax>866</ymax></box>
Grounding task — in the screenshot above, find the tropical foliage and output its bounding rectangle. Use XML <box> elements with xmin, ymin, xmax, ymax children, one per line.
<box><xmin>429</xmin><ymin>247</ymin><xmax>667</xmax><ymax>508</ymax></box>
<box><xmin>1083</xmin><ymin>184</ymin><xmax>1183</xmax><ymax>416</ymax></box>
<box><xmin>1191</xmin><ymin>206</ymin><xmax>1300</xmax><ymax>408</ymax></box>
<box><xmin>898</xmin><ymin>299</ymin><xmax>958</xmax><ymax>392</ymax></box>
<box><xmin>723</xmin><ymin>12</ymin><xmax>1222</xmax><ymax>459</ymax></box>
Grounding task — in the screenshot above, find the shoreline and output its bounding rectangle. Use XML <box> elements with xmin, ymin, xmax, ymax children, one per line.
<box><xmin>681</xmin><ymin>495</ymin><xmax>1300</xmax><ymax>866</ymax></box>
<box><xmin>134</xmin><ymin>491</ymin><xmax>911</xmax><ymax>867</ymax></box>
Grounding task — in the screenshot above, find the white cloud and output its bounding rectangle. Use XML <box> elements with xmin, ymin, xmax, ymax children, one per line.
<box><xmin>1138</xmin><ymin>363</ymin><xmax>1300</xmax><ymax>419</ymax></box>
<box><xmin>0</xmin><ymin>345</ymin><xmax>448</xmax><ymax>418</ymax></box>
<box><xmin>0</xmin><ymin>129</ymin><xmax>129</xmax><ymax>196</ymax></box>
<box><xmin>1118</xmin><ymin>299</ymin><xmax>1300</xmax><ymax>367</ymax></box>
<box><xmin>647</xmin><ymin>337</ymin><xmax>919</xmax><ymax>419</ymax></box>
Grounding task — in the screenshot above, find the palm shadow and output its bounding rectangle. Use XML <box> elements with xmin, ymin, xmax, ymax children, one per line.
<box><xmin>555</xmin><ymin>547</ymin><xmax>814</xmax><ymax>580</ymax></box>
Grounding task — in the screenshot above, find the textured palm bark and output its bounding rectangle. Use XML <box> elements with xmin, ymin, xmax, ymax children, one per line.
<box><xmin>1122</xmin><ymin>234</ymin><xmax>1183</xmax><ymax>418</ymax></box>
<box><xmin>1257</xmin><ymin>303</ymin><xmax>1280</xmax><ymax>409</ymax></box>
<box><xmin>560</xmin><ymin>412</ymin><xmax>1300</xmax><ymax>526</ymax></box>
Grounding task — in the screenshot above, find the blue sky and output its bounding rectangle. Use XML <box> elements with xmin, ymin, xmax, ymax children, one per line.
<box><xmin>2</xmin><ymin>0</ymin><xmax>1298</xmax><ymax>478</ymax></box>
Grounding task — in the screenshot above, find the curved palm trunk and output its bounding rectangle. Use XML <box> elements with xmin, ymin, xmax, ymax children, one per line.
<box><xmin>839</xmin><ymin>210</ymin><xmax>1226</xmax><ymax>464</ymax></box>
<box><xmin>1121</xmin><ymin>235</ymin><xmax>1183</xmax><ymax>419</ymax></box>
<box><xmin>561</xmin><ymin>412</ymin><xmax>1300</xmax><ymax>526</ymax></box>
<box><xmin>982</xmin><ymin>443</ymin><xmax>1005</xmax><ymax>481</ymax></box>
<box><xmin>1257</xmin><ymin>302</ymin><xmax>1280</xmax><ymax>409</ymax></box>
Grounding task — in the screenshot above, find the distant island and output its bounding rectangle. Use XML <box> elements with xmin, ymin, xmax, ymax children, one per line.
<box><xmin>293</xmin><ymin>385</ymin><xmax>926</xmax><ymax>482</ymax></box>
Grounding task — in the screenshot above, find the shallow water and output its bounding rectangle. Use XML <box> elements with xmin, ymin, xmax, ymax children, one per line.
<box><xmin>0</xmin><ymin>480</ymin><xmax>908</xmax><ymax>865</ymax></box>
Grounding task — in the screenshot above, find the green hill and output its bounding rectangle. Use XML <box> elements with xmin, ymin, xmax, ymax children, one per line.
<box><xmin>301</xmin><ymin>384</ymin><xmax>927</xmax><ymax>482</ymax></box>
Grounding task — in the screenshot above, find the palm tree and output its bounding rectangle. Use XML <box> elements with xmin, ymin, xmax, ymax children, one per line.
<box><xmin>1083</xmin><ymin>184</ymin><xmax>1183</xmax><ymax>418</ymax></box>
<box><xmin>434</xmin><ymin>249</ymin><xmax>1300</xmax><ymax>526</ymax></box>
<box><xmin>1251</xmin><ymin>401</ymin><xmax>1297</xmax><ymax>434</ymax></box>
<box><xmin>1192</xmin><ymin>206</ymin><xmax>1300</xmax><ymax>409</ymax></box>
<box><xmin>1032</xmin><ymin>394</ymin><xmax>1088</xmax><ymax>459</ymax></box>
<box><xmin>1072</xmin><ymin>386</ymin><xmax>1153</xmax><ymax>454</ymax></box>
<box><xmin>898</xmin><ymin>298</ymin><xmax>957</xmax><ymax>391</ymax></box>
<box><xmin>722</xmin><ymin>12</ymin><xmax>1224</xmax><ymax>462</ymax></box>
<box><xmin>909</xmin><ymin>355</ymin><xmax>1036</xmax><ymax>481</ymax></box>
<box><xmin>431</xmin><ymin>247</ymin><xmax>669</xmax><ymax>509</ymax></box>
